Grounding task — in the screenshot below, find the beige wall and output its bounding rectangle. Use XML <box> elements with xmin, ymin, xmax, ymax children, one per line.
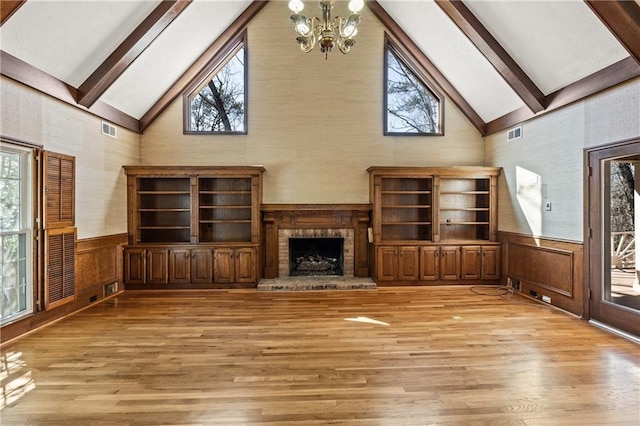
<box><xmin>0</xmin><ymin>77</ymin><xmax>139</xmax><ymax>239</ymax></box>
<box><xmin>141</xmin><ymin>2</ymin><xmax>485</xmax><ymax>204</ymax></box>
<box><xmin>486</xmin><ymin>78</ymin><xmax>640</xmax><ymax>242</ymax></box>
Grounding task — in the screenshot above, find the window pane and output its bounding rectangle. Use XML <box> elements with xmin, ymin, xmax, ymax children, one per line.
<box><xmin>189</xmin><ymin>46</ymin><xmax>246</xmax><ymax>133</ymax></box>
<box><xmin>1</xmin><ymin>146</ymin><xmax>32</xmax><ymax>324</ymax></box>
<box><xmin>385</xmin><ymin>48</ymin><xmax>440</xmax><ymax>134</ymax></box>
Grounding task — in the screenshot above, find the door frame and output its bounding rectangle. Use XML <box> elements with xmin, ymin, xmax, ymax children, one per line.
<box><xmin>585</xmin><ymin>136</ymin><xmax>640</xmax><ymax>337</ymax></box>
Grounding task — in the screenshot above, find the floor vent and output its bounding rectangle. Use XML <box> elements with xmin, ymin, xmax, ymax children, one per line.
<box><xmin>104</xmin><ymin>281</ymin><xmax>118</xmax><ymax>297</ymax></box>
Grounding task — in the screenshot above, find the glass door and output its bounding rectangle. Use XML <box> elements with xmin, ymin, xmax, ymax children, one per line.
<box><xmin>587</xmin><ymin>140</ymin><xmax>640</xmax><ymax>337</ymax></box>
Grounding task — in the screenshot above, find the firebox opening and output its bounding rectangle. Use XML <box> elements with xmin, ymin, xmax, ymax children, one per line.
<box><xmin>289</xmin><ymin>237</ymin><xmax>344</xmax><ymax>276</ymax></box>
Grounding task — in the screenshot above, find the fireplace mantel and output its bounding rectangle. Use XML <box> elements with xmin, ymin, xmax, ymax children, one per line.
<box><xmin>261</xmin><ymin>204</ymin><xmax>371</xmax><ymax>278</ymax></box>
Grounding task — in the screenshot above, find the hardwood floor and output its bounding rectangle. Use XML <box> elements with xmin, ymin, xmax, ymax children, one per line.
<box><xmin>1</xmin><ymin>286</ymin><xmax>638</xmax><ymax>425</ymax></box>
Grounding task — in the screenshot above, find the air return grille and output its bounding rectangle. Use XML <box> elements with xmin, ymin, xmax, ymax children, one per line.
<box><xmin>101</xmin><ymin>121</ymin><xmax>117</xmax><ymax>138</ymax></box>
<box><xmin>507</xmin><ymin>126</ymin><xmax>522</xmax><ymax>141</ymax></box>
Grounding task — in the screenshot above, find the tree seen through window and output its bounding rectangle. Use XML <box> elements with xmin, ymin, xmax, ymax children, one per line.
<box><xmin>385</xmin><ymin>44</ymin><xmax>442</xmax><ymax>135</ymax></box>
<box><xmin>189</xmin><ymin>46</ymin><xmax>246</xmax><ymax>133</ymax></box>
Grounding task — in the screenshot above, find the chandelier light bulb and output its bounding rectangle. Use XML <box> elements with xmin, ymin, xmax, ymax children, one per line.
<box><xmin>288</xmin><ymin>0</ymin><xmax>304</xmax><ymax>13</ymax></box>
<box><xmin>348</xmin><ymin>0</ymin><xmax>364</xmax><ymax>13</ymax></box>
<box><xmin>289</xmin><ymin>0</ymin><xmax>362</xmax><ymax>57</ymax></box>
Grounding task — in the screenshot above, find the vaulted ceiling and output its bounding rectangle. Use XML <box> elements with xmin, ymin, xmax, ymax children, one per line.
<box><xmin>1</xmin><ymin>0</ymin><xmax>639</xmax><ymax>136</ymax></box>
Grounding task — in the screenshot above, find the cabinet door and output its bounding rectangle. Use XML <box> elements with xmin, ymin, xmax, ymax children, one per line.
<box><xmin>420</xmin><ymin>246</ymin><xmax>439</xmax><ymax>281</ymax></box>
<box><xmin>440</xmin><ymin>246</ymin><xmax>460</xmax><ymax>280</ymax></box>
<box><xmin>235</xmin><ymin>248</ymin><xmax>257</xmax><ymax>283</ymax></box>
<box><xmin>376</xmin><ymin>246</ymin><xmax>397</xmax><ymax>281</ymax></box>
<box><xmin>191</xmin><ymin>249</ymin><xmax>212</xmax><ymax>283</ymax></box>
<box><xmin>460</xmin><ymin>246</ymin><xmax>482</xmax><ymax>280</ymax></box>
<box><xmin>213</xmin><ymin>248</ymin><xmax>235</xmax><ymax>283</ymax></box>
<box><xmin>124</xmin><ymin>248</ymin><xmax>146</xmax><ymax>284</ymax></box>
<box><xmin>147</xmin><ymin>248</ymin><xmax>168</xmax><ymax>284</ymax></box>
<box><xmin>169</xmin><ymin>249</ymin><xmax>191</xmax><ymax>284</ymax></box>
<box><xmin>397</xmin><ymin>246</ymin><xmax>419</xmax><ymax>281</ymax></box>
<box><xmin>481</xmin><ymin>245</ymin><xmax>501</xmax><ymax>280</ymax></box>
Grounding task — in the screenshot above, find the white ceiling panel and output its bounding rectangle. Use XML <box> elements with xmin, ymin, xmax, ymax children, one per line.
<box><xmin>101</xmin><ymin>0</ymin><xmax>252</xmax><ymax>119</ymax></box>
<box><xmin>379</xmin><ymin>0</ymin><xmax>525</xmax><ymax>122</ymax></box>
<box><xmin>465</xmin><ymin>0</ymin><xmax>630</xmax><ymax>95</ymax></box>
<box><xmin>0</xmin><ymin>0</ymin><xmax>161</xmax><ymax>87</ymax></box>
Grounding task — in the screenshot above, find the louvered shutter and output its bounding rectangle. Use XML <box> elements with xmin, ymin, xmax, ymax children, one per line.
<box><xmin>42</xmin><ymin>151</ymin><xmax>76</xmax><ymax>310</ymax></box>
<box><xmin>44</xmin><ymin>227</ymin><xmax>76</xmax><ymax>310</ymax></box>
<box><xmin>43</xmin><ymin>151</ymin><xmax>75</xmax><ymax>228</ymax></box>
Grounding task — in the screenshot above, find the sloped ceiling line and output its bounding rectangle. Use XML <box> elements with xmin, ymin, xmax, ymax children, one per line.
<box><xmin>367</xmin><ymin>1</ymin><xmax>486</xmax><ymax>136</ymax></box>
<box><xmin>585</xmin><ymin>0</ymin><xmax>640</xmax><ymax>66</ymax></box>
<box><xmin>434</xmin><ymin>0</ymin><xmax>546</xmax><ymax>114</ymax></box>
<box><xmin>77</xmin><ymin>0</ymin><xmax>193</xmax><ymax>108</ymax></box>
<box><xmin>0</xmin><ymin>0</ymin><xmax>25</xmax><ymax>26</ymax></box>
<box><xmin>139</xmin><ymin>0</ymin><xmax>268</xmax><ymax>132</ymax></box>
<box><xmin>0</xmin><ymin>50</ymin><xmax>140</xmax><ymax>132</ymax></box>
<box><xmin>486</xmin><ymin>56</ymin><xmax>640</xmax><ymax>135</ymax></box>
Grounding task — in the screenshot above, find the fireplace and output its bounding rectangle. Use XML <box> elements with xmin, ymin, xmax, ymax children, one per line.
<box><xmin>262</xmin><ymin>204</ymin><xmax>371</xmax><ymax>278</ymax></box>
<box><xmin>289</xmin><ymin>237</ymin><xmax>344</xmax><ymax>276</ymax></box>
<box><xmin>277</xmin><ymin>228</ymin><xmax>354</xmax><ymax>277</ymax></box>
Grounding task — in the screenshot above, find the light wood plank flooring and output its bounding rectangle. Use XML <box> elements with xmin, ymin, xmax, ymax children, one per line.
<box><xmin>1</xmin><ymin>286</ymin><xmax>639</xmax><ymax>425</ymax></box>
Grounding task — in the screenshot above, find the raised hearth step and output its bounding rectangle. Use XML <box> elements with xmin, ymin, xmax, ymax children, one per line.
<box><xmin>257</xmin><ymin>277</ymin><xmax>376</xmax><ymax>291</ymax></box>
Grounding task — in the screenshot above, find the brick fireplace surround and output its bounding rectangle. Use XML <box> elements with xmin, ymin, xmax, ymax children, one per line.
<box><xmin>261</xmin><ymin>204</ymin><xmax>371</xmax><ymax>279</ymax></box>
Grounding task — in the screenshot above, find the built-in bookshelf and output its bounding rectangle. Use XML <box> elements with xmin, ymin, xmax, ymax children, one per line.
<box><xmin>368</xmin><ymin>166</ymin><xmax>501</xmax><ymax>285</ymax></box>
<box><xmin>123</xmin><ymin>166</ymin><xmax>264</xmax><ymax>288</ymax></box>
<box><xmin>137</xmin><ymin>177</ymin><xmax>191</xmax><ymax>243</ymax></box>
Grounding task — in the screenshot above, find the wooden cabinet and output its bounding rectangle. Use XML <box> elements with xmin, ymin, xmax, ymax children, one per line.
<box><xmin>369</xmin><ymin>167</ymin><xmax>501</xmax><ymax>285</ymax></box>
<box><xmin>419</xmin><ymin>246</ymin><xmax>439</xmax><ymax>281</ymax></box>
<box><xmin>460</xmin><ymin>246</ymin><xmax>482</xmax><ymax>280</ymax></box>
<box><xmin>440</xmin><ymin>245</ymin><xmax>461</xmax><ymax>281</ymax></box>
<box><xmin>375</xmin><ymin>246</ymin><xmax>419</xmax><ymax>282</ymax></box>
<box><xmin>213</xmin><ymin>247</ymin><xmax>257</xmax><ymax>284</ymax></box>
<box><xmin>124</xmin><ymin>248</ymin><xmax>146</xmax><ymax>284</ymax></box>
<box><xmin>481</xmin><ymin>245</ymin><xmax>501</xmax><ymax>280</ymax></box>
<box><xmin>122</xmin><ymin>166</ymin><xmax>263</xmax><ymax>288</ymax></box>
<box><xmin>169</xmin><ymin>248</ymin><xmax>214</xmax><ymax>284</ymax></box>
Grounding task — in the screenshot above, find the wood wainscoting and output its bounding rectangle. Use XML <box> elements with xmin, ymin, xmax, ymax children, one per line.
<box><xmin>499</xmin><ymin>231</ymin><xmax>584</xmax><ymax>316</ymax></box>
<box><xmin>1</xmin><ymin>233</ymin><xmax>126</xmax><ymax>345</ymax></box>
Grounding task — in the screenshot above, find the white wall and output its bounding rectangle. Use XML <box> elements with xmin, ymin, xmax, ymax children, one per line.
<box><xmin>486</xmin><ymin>78</ymin><xmax>640</xmax><ymax>242</ymax></box>
<box><xmin>141</xmin><ymin>2</ymin><xmax>485</xmax><ymax>204</ymax></box>
<box><xmin>0</xmin><ymin>77</ymin><xmax>139</xmax><ymax>239</ymax></box>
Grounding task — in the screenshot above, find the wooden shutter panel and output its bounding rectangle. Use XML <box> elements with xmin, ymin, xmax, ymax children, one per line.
<box><xmin>44</xmin><ymin>151</ymin><xmax>75</xmax><ymax>228</ymax></box>
<box><xmin>45</xmin><ymin>227</ymin><xmax>76</xmax><ymax>310</ymax></box>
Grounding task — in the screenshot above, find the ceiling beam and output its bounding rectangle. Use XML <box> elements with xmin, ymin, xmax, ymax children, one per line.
<box><xmin>0</xmin><ymin>0</ymin><xmax>26</xmax><ymax>26</ymax></box>
<box><xmin>485</xmin><ymin>56</ymin><xmax>640</xmax><ymax>135</ymax></box>
<box><xmin>1</xmin><ymin>50</ymin><xmax>140</xmax><ymax>133</ymax></box>
<box><xmin>584</xmin><ymin>0</ymin><xmax>640</xmax><ymax>66</ymax></box>
<box><xmin>367</xmin><ymin>1</ymin><xmax>486</xmax><ymax>135</ymax></box>
<box><xmin>434</xmin><ymin>0</ymin><xmax>546</xmax><ymax>113</ymax></box>
<box><xmin>140</xmin><ymin>0</ymin><xmax>268</xmax><ymax>132</ymax></box>
<box><xmin>77</xmin><ymin>0</ymin><xmax>192</xmax><ymax>108</ymax></box>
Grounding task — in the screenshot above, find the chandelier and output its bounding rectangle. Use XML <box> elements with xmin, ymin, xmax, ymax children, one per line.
<box><xmin>288</xmin><ymin>0</ymin><xmax>364</xmax><ymax>59</ymax></box>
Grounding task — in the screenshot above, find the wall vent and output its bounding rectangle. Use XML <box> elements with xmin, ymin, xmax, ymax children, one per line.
<box><xmin>507</xmin><ymin>125</ymin><xmax>522</xmax><ymax>141</ymax></box>
<box><xmin>101</xmin><ymin>121</ymin><xmax>117</xmax><ymax>138</ymax></box>
<box><xmin>104</xmin><ymin>281</ymin><xmax>118</xmax><ymax>297</ymax></box>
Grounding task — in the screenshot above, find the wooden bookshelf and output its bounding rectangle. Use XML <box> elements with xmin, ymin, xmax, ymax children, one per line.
<box><xmin>123</xmin><ymin>166</ymin><xmax>264</xmax><ymax>288</ymax></box>
<box><xmin>368</xmin><ymin>166</ymin><xmax>501</xmax><ymax>285</ymax></box>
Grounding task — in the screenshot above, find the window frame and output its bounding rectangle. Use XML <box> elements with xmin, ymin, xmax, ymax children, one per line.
<box><xmin>383</xmin><ymin>35</ymin><xmax>445</xmax><ymax>137</ymax></box>
<box><xmin>1</xmin><ymin>142</ymin><xmax>35</xmax><ymax>326</ymax></box>
<box><xmin>183</xmin><ymin>31</ymin><xmax>248</xmax><ymax>135</ymax></box>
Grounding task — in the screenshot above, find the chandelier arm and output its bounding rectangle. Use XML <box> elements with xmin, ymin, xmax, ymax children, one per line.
<box><xmin>289</xmin><ymin>1</ymin><xmax>361</xmax><ymax>57</ymax></box>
